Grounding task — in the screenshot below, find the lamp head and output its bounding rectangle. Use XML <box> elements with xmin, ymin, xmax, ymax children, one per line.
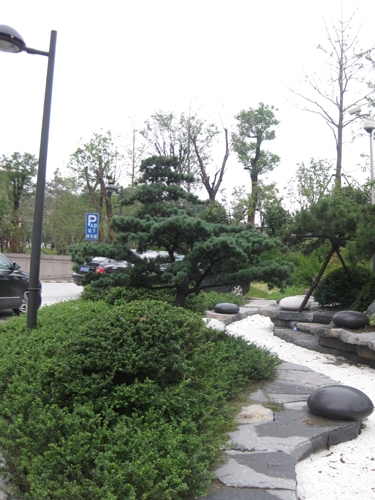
<box><xmin>364</xmin><ymin>119</ymin><xmax>375</xmax><ymax>134</ymax></box>
<box><xmin>0</xmin><ymin>25</ymin><xmax>26</xmax><ymax>53</ymax></box>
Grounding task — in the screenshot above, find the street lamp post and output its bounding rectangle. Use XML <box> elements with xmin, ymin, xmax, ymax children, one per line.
<box><xmin>363</xmin><ymin>115</ymin><xmax>375</xmax><ymax>271</ymax></box>
<box><xmin>0</xmin><ymin>25</ymin><xmax>57</xmax><ymax>328</ymax></box>
<box><xmin>363</xmin><ymin>115</ymin><xmax>375</xmax><ymax>205</ymax></box>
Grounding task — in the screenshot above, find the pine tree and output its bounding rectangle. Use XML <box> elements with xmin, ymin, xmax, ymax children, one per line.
<box><xmin>70</xmin><ymin>156</ymin><xmax>291</xmax><ymax>306</ymax></box>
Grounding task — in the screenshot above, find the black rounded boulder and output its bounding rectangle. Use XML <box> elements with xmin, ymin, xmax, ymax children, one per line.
<box><xmin>332</xmin><ymin>311</ymin><xmax>369</xmax><ymax>329</ymax></box>
<box><xmin>214</xmin><ymin>302</ymin><xmax>240</xmax><ymax>314</ymax></box>
<box><xmin>307</xmin><ymin>384</ymin><xmax>374</xmax><ymax>421</ymax></box>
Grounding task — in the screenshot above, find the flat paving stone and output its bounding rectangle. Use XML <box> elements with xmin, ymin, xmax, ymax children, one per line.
<box><xmin>340</xmin><ymin>330</ymin><xmax>375</xmax><ymax>346</ymax></box>
<box><xmin>215</xmin><ymin>451</ymin><xmax>296</xmax><ymax>490</ymax></box>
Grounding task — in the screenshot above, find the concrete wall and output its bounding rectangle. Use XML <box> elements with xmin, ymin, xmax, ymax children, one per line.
<box><xmin>6</xmin><ymin>253</ymin><xmax>73</xmax><ymax>280</ymax></box>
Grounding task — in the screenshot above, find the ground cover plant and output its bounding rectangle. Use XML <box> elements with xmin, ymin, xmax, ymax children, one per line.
<box><xmin>248</xmin><ymin>283</ymin><xmax>307</xmax><ymax>300</ymax></box>
<box><xmin>0</xmin><ymin>299</ymin><xmax>279</xmax><ymax>500</ymax></box>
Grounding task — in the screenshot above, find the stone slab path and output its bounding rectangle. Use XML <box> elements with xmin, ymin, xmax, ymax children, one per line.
<box><xmin>200</xmin><ymin>300</ymin><xmax>365</xmax><ymax>499</ymax></box>
<box><xmin>199</xmin><ymin>361</ymin><xmax>362</xmax><ymax>500</ymax></box>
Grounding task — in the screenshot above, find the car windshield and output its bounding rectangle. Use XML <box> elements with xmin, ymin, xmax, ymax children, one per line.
<box><xmin>0</xmin><ymin>254</ymin><xmax>12</xmax><ymax>270</ymax></box>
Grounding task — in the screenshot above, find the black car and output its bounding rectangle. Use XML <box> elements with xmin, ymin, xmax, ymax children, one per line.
<box><xmin>0</xmin><ymin>253</ymin><xmax>42</xmax><ymax>314</ymax></box>
<box><xmin>72</xmin><ymin>257</ymin><xmax>126</xmax><ymax>286</ymax></box>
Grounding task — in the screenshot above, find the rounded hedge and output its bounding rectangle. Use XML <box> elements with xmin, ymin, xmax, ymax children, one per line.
<box><xmin>0</xmin><ymin>299</ymin><xmax>279</xmax><ymax>499</ymax></box>
<box><xmin>313</xmin><ymin>265</ymin><xmax>371</xmax><ymax>308</ymax></box>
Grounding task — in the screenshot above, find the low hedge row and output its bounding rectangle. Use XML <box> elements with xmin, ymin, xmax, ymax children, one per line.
<box><xmin>0</xmin><ymin>299</ymin><xmax>279</xmax><ymax>499</ymax></box>
<box><xmin>80</xmin><ymin>285</ymin><xmax>248</xmax><ymax>312</ymax></box>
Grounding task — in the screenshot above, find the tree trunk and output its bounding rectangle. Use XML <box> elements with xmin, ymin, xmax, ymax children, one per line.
<box><xmin>10</xmin><ymin>215</ymin><xmax>20</xmax><ymax>253</ymax></box>
<box><xmin>174</xmin><ymin>290</ymin><xmax>187</xmax><ymax>307</ymax></box>
<box><xmin>248</xmin><ymin>173</ymin><xmax>258</xmax><ymax>227</ymax></box>
<box><xmin>192</xmin><ymin>129</ymin><xmax>229</xmax><ymax>202</ymax></box>
<box><xmin>298</xmin><ymin>246</ymin><xmax>336</xmax><ymax>312</ymax></box>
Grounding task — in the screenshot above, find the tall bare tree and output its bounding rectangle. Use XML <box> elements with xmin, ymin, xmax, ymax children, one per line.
<box><xmin>141</xmin><ymin>109</ymin><xmax>219</xmax><ymax>193</ymax></box>
<box><xmin>290</xmin><ymin>11</ymin><xmax>375</xmax><ymax>188</ymax></box>
<box><xmin>191</xmin><ymin>128</ymin><xmax>230</xmax><ymax>202</ymax></box>
<box><xmin>125</xmin><ymin>116</ymin><xmax>146</xmax><ymax>193</ymax></box>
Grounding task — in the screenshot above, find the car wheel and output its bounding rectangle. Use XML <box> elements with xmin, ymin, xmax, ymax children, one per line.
<box><xmin>13</xmin><ymin>291</ymin><xmax>28</xmax><ymax>315</ymax></box>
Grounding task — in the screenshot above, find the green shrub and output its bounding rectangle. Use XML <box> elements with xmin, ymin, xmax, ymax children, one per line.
<box><xmin>80</xmin><ymin>286</ymin><xmax>247</xmax><ymax>314</ymax></box>
<box><xmin>313</xmin><ymin>265</ymin><xmax>372</xmax><ymax>307</ymax></box>
<box><xmin>287</xmin><ymin>252</ymin><xmax>322</xmax><ymax>287</ymax></box>
<box><xmin>80</xmin><ymin>285</ymin><xmax>174</xmax><ymax>307</ymax></box>
<box><xmin>351</xmin><ymin>274</ymin><xmax>375</xmax><ymax>312</ymax></box>
<box><xmin>0</xmin><ymin>299</ymin><xmax>279</xmax><ymax>499</ymax></box>
<box><xmin>248</xmin><ymin>283</ymin><xmax>306</xmax><ymax>300</ymax></box>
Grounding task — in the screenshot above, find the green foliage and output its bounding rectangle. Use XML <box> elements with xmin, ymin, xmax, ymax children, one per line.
<box><xmin>69</xmin><ymin>156</ymin><xmax>292</xmax><ymax>307</ymax></box>
<box><xmin>44</xmin><ymin>170</ymin><xmax>91</xmax><ymax>254</ymax></box>
<box><xmin>233</xmin><ymin>103</ymin><xmax>280</xmax><ymax>226</ymax></box>
<box><xmin>283</xmin><ymin>251</ymin><xmax>327</xmax><ymax>288</ymax></box>
<box><xmin>81</xmin><ymin>286</ymin><xmax>247</xmax><ymax>313</ymax></box>
<box><xmin>0</xmin><ymin>152</ymin><xmax>38</xmax><ymax>252</ymax></box>
<box><xmin>286</xmin><ymin>158</ymin><xmax>334</xmax><ymax>210</ymax></box>
<box><xmin>346</xmin><ymin>204</ymin><xmax>375</xmax><ymax>263</ymax></box>
<box><xmin>284</xmin><ymin>196</ymin><xmax>359</xmax><ymax>254</ymax></box>
<box><xmin>68</xmin><ymin>131</ymin><xmax>124</xmax><ymax>243</ymax></box>
<box><xmin>351</xmin><ymin>274</ymin><xmax>375</xmax><ymax>312</ymax></box>
<box><xmin>249</xmin><ymin>282</ymin><xmax>307</xmax><ymax>300</ymax></box>
<box><xmin>260</xmin><ymin>199</ymin><xmax>292</xmax><ymax>237</ymax></box>
<box><xmin>233</xmin><ymin>103</ymin><xmax>280</xmax><ymax>178</ymax></box>
<box><xmin>313</xmin><ymin>265</ymin><xmax>371</xmax><ymax>307</ymax></box>
<box><xmin>199</xmin><ymin>201</ymin><xmax>229</xmax><ymax>224</ymax></box>
<box><xmin>0</xmin><ymin>300</ymin><xmax>279</xmax><ymax>499</ymax></box>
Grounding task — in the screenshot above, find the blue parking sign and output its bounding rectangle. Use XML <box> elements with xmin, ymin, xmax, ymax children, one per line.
<box><xmin>85</xmin><ymin>213</ymin><xmax>99</xmax><ymax>240</ymax></box>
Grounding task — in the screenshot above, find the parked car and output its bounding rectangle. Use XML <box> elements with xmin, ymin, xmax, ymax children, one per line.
<box><xmin>0</xmin><ymin>253</ymin><xmax>42</xmax><ymax>314</ymax></box>
<box><xmin>72</xmin><ymin>257</ymin><xmax>128</xmax><ymax>285</ymax></box>
<box><xmin>72</xmin><ymin>252</ymin><xmax>249</xmax><ymax>295</ymax></box>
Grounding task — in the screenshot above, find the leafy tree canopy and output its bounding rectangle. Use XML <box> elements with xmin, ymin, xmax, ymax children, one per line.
<box><xmin>286</xmin><ymin>158</ymin><xmax>335</xmax><ymax>211</ymax></box>
<box><xmin>68</xmin><ymin>130</ymin><xmax>125</xmax><ymax>242</ymax></box>
<box><xmin>232</xmin><ymin>103</ymin><xmax>280</xmax><ymax>226</ymax></box>
<box><xmin>233</xmin><ymin>102</ymin><xmax>280</xmax><ymax>179</ymax></box>
<box><xmin>0</xmin><ymin>152</ymin><xmax>38</xmax><ymax>252</ymax></box>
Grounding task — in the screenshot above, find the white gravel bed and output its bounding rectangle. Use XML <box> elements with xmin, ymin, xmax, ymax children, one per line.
<box><xmin>227</xmin><ymin>314</ymin><xmax>375</xmax><ymax>500</ymax></box>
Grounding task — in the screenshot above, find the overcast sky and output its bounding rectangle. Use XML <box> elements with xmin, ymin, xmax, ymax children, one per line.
<box><xmin>1</xmin><ymin>0</ymin><xmax>374</xmax><ymax>200</ymax></box>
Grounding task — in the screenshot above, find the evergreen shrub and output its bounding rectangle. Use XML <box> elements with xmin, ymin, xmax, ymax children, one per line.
<box><xmin>350</xmin><ymin>274</ymin><xmax>375</xmax><ymax>312</ymax></box>
<box><xmin>0</xmin><ymin>299</ymin><xmax>279</xmax><ymax>499</ymax></box>
<box><xmin>80</xmin><ymin>286</ymin><xmax>246</xmax><ymax>313</ymax></box>
<box><xmin>313</xmin><ymin>265</ymin><xmax>371</xmax><ymax>307</ymax></box>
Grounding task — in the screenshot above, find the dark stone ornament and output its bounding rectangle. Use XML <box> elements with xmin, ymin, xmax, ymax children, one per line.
<box><xmin>307</xmin><ymin>385</ymin><xmax>374</xmax><ymax>421</ymax></box>
<box><xmin>214</xmin><ymin>302</ymin><xmax>240</xmax><ymax>314</ymax></box>
<box><xmin>332</xmin><ymin>311</ymin><xmax>369</xmax><ymax>329</ymax></box>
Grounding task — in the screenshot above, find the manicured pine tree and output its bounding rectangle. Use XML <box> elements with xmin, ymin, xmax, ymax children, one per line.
<box><xmin>70</xmin><ymin>156</ymin><xmax>291</xmax><ymax>306</ymax></box>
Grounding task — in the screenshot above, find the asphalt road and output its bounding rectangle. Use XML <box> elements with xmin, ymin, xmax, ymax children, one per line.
<box><xmin>0</xmin><ymin>282</ymin><xmax>83</xmax><ymax>323</ymax></box>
